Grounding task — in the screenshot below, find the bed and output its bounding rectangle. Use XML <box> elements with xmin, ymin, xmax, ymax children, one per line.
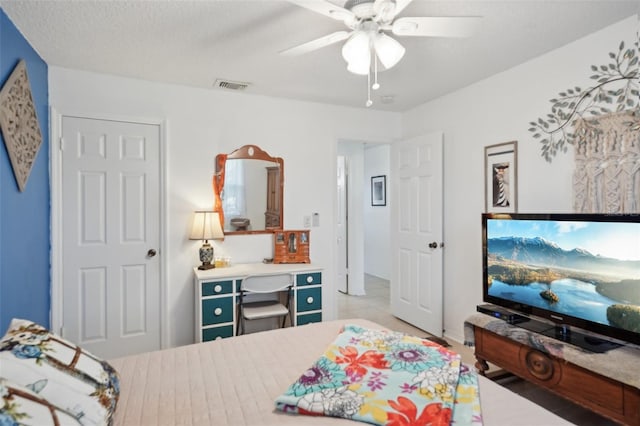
<box><xmin>109</xmin><ymin>319</ymin><xmax>572</xmax><ymax>425</ymax></box>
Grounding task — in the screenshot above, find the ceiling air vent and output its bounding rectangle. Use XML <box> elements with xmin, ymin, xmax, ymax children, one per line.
<box><xmin>214</xmin><ymin>79</ymin><xmax>250</xmax><ymax>91</ymax></box>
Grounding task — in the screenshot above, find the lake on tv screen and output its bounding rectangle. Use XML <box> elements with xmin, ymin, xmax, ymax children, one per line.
<box><xmin>486</xmin><ymin>232</ymin><xmax>640</xmax><ymax>334</ymax></box>
<box><xmin>489</xmin><ymin>278</ymin><xmax>618</xmax><ymax>326</ymax></box>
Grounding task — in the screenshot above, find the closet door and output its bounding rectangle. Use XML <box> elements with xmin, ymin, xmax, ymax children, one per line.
<box><xmin>61</xmin><ymin>116</ymin><xmax>162</xmax><ymax>358</ymax></box>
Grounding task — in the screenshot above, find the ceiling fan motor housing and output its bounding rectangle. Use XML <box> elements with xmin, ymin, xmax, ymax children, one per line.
<box><xmin>345</xmin><ymin>0</ymin><xmax>390</xmax><ymax>19</ymax></box>
<box><xmin>345</xmin><ymin>0</ymin><xmax>377</xmax><ymax>9</ymax></box>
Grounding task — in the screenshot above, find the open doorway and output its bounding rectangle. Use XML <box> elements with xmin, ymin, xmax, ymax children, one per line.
<box><xmin>336</xmin><ymin>141</ymin><xmax>391</xmax><ymax>319</ymax></box>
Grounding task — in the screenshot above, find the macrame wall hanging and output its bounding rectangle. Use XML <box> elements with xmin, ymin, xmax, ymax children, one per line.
<box><xmin>572</xmin><ymin>111</ymin><xmax>640</xmax><ymax>213</ymax></box>
<box><xmin>528</xmin><ymin>33</ymin><xmax>639</xmax><ymax>213</ymax></box>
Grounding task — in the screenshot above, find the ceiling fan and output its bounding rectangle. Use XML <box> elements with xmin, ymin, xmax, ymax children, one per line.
<box><xmin>282</xmin><ymin>0</ymin><xmax>480</xmax><ymax>106</ymax></box>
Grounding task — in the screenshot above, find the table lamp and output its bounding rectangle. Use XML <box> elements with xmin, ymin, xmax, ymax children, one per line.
<box><xmin>189</xmin><ymin>211</ymin><xmax>224</xmax><ymax>270</ymax></box>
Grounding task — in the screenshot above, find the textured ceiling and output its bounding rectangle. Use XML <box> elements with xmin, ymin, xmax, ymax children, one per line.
<box><xmin>1</xmin><ymin>1</ymin><xmax>638</xmax><ymax>112</ymax></box>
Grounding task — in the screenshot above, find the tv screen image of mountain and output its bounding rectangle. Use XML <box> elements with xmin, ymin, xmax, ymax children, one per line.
<box><xmin>481</xmin><ymin>213</ymin><xmax>640</xmax><ymax>348</ymax></box>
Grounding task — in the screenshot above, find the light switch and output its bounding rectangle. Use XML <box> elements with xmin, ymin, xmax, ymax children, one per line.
<box><xmin>312</xmin><ymin>212</ymin><xmax>319</xmax><ymax>227</ymax></box>
<box><xmin>303</xmin><ymin>216</ymin><xmax>311</xmax><ymax>228</ymax></box>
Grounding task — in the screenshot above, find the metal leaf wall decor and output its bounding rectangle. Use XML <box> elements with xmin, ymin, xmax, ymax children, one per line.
<box><xmin>0</xmin><ymin>59</ymin><xmax>43</xmax><ymax>191</ymax></box>
<box><xmin>529</xmin><ymin>34</ymin><xmax>639</xmax><ymax>162</ymax></box>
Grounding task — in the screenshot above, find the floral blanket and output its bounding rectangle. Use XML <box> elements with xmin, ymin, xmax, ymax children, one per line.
<box><xmin>275</xmin><ymin>325</ymin><xmax>482</xmax><ymax>425</ymax></box>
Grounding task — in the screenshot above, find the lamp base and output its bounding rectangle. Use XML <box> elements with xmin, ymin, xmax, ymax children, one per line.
<box><xmin>198</xmin><ymin>262</ymin><xmax>215</xmax><ymax>270</ymax></box>
<box><xmin>198</xmin><ymin>242</ymin><xmax>215</xmax><ymax>270</ymax></box>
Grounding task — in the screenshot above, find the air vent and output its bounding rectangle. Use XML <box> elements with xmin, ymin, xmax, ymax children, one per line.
<box><xmin>214</xmin><ymin>79</ymin><xmax>250</xmax><ymax>91</ymax></box>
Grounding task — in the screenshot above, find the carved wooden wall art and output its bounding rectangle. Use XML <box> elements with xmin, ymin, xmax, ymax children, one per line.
<box><xmin>0</xmin><ymin>60</ymin><xmax>43</xmax><ymax>192</ymax></box>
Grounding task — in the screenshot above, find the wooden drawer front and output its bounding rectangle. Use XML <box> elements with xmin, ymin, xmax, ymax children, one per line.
<box><xmin>202</xmin><ymin>297</ymin><xmax>234</xmax><ymax>325</ymax></box>
<box><xmin>553</xmin><ymin>360</ymin><xmax>624</xmax><ymax>415</ymax></box>
<box><xmin>202</xmin><ymin>325</ymin><xmax>233</xmax><ymax>342</ymax></box>
<box><xmin>296</xmin><ymin>272</ymin><xmax>322</xmax><ymax>286</ymax></box>
<box><xmin>297</xmin><ymin>287</ymin><xmax>321</xmax><ymax>312</ymax></box>
<box><xmin>297</xmin><ymin>312</ymin><xmax>322</xmax><ymax>326</ymax></box>
<box><xmin>476</xmin><ymin>329</ymin><xmax>521</xmax><ymax>372</ymax></box>
<box><xmin>202</xmin><ymin>280</ymin><xmax>234</xmax><ymax>296</ymax></box>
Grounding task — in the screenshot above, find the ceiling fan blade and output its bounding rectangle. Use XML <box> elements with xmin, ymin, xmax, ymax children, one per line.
<box><xmin>280</xmin><ymin>31</ymin><xmax>351</xmax><ymax>56</ymax></box>
<box><xmin>286</xmin><ymin>0</ymin><xmax>355</xmax><ymax>23</ymax></box>
<box><xmin>392</xmin><ymin>16</ymin><xmax>481</xmax><ymax>38</ymax></box>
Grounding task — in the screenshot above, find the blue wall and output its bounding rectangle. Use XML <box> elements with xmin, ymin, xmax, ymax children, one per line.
<box><xmin>0</xmin><ymin>8</ymin><xmax>50</xmax><ymax>331</ymax></box>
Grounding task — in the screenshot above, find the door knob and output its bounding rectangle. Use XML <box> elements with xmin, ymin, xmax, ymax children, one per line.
<box><xmin>428</xmin><ymin>242</ymin><xmax>438</xmax><ymax>249</ymax></box>
<box><xmin>147</xmin><ymin>249</ymin><xmax>157</xmax><ymax>257</ymax></box>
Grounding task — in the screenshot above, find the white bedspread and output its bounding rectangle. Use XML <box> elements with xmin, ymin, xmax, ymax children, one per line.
<box><xmin>109</xmin><ymin>319</ymin><xmax>573</xmax><ymax>425</ymax></box>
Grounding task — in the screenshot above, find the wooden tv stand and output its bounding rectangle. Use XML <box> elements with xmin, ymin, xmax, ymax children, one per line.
<box><xmin>468</xmin><ymin>314</ymin><xmax>640</xmax><ymax>425</ymax></box>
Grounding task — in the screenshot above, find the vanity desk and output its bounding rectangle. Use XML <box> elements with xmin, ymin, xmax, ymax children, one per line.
<box><xmin>194</xmin><ymin>263</ymin><xmax>323</xmax><ymax>342</ymax></box>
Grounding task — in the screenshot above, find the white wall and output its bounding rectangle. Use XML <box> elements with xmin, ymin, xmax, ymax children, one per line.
<box><xmin>364</xmin><ymin>144</ymin><xmax>391</xmax><ymax>280</ymax></box>
<box><xmin>401</xmin><ymin>16</ymin><xmax>639</xmax><ymax>343</ymax></box>
<box><xmin>49</xmin><ymin>68</ymin><xmax>402</xmax><ymax>348</ymax></box>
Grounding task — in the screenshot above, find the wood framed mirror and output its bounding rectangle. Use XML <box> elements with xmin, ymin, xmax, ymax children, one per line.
<box><xmin>214</xmin><ymin>145</ymin><xmax>283</xmax><ymax>235</ymax></box>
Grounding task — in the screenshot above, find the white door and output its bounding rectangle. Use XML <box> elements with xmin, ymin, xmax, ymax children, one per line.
<box><xmin>390</xmin><ymin>132</ymin><xmax>444</xmax><ymax>335</ymax></box>
<box><xmin>336</xmin><ymin>156</ymin><xmax>348</xmax><ymax>293</ymax></box>
<box><xmin>61</xmin><ymin>116</ymin><xmax>161</xmax><ymax>359</ymax></box>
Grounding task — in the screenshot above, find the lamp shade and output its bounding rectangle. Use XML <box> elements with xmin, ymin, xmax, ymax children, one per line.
<box><xmin>342</xmin><ymin>31</ymin><xmax>371</xmax><ymax>75</ymax></box>
<box><xmin>373</xmin><ymin>33</ymin><xmax>405</xmax><ymax>70</ymax></box>
<box><xmin>189</xmin><ymin>211</ymin><xmax>224</xmax><ymax>241</ymax></box>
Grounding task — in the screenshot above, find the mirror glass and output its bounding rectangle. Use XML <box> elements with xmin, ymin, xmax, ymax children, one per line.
<box><xmin>217</xmin><ymin>145</ymin><xmax>283</xmax><ymax>235</ymax></box>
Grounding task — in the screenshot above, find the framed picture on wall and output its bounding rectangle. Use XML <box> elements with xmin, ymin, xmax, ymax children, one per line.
<box><xmin>371</xmin><ymin>175</ymin><xmax>386</xmax><ymax>206</ymax></box>
<box><xmin>484</xmin><ymin>141</ymin><xmax>517</xmax><ymax>213</ymax></box>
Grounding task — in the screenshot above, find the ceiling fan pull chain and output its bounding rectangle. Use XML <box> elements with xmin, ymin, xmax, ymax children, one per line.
<box><xmin>366</xmin><ymin>68</ymin><xmax>373</xmax><ymax>107</ymax></box>
<box><xmin>372</xmin><ymin>52</ymin><xmax>380</xmax><ymax>90</ymax></box>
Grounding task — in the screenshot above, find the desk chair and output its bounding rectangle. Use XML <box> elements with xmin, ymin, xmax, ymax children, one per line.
<box><xmin>236</xmin><ymin>273</ymin><xmax>293</xmax><ymax>335</ymax></box>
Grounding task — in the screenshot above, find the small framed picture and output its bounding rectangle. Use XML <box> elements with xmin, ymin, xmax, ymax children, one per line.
<box><xmin>371</xmin><ymin>175</ymin><xmax>386</xmax><ymax>206</ymax></box>
<box><xmin>484</xmin><ymin>141</ymin><xmax>517</xmax><ymax>213</ymax></box>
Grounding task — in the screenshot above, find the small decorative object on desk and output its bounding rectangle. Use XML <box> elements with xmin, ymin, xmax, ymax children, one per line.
<box><xmin>273</xmin><ymin>230</ymin><xmax>310</xmax><ymax>264</ymax></box>
<box><xmin>214</xmin><ymin>256</ymin><xmax>231</xmax><ymax>268</ymax></box>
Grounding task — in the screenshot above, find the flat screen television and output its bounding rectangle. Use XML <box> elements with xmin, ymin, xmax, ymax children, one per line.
<box><xmin>482</xmin><ymin>213</ymin><xmax>640</xmax><ymax>350</ymax></box>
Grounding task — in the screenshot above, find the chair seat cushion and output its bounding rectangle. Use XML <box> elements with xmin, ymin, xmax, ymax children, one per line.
<box><xmin>243</xmin><ymin>301</ymin><xmax>289</xmax><ymax>320</ymax></box>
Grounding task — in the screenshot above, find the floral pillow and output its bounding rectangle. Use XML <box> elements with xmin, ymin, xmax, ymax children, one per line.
<box><xmin>1</xmin><ymin>377</ymin><xmax>88</xmax><ymax>425</ymax></box>
<box><xmin>0</xmin><ymin>318</ymin><xmax>119</xmax><ymax>425</ymax></box>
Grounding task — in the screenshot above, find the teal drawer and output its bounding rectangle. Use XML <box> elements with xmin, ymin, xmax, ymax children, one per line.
<box><xmin>296</xmin><ymin>272</ymin><xmax>322</xmax><ymax>287</ymax></box>
<box><xmin>202</xmin><ymin>297</ymin><xmax>234</xmax><ymax>325</ymax></box>
<box><xmin>202</xmin><ymin>280</ymin><xmax>234</xmax><ymax>296</ymax></box>
<box><xmin>202</xmin><ymin>325</ymin><xmax>233</xmax><ymax>341</ymax></box>
<box><xmin>297</xmin><ymin>312</ymin><xmax>322</xmax><ymax>326</ymax></box>
<box><xmin>297</xmin><ymin>287</ymin><xmax>321</xmax><ymax>312</ymax></box>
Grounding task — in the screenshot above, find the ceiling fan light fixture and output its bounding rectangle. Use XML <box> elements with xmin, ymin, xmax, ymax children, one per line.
<box><xmin>346</xmin><ymin>57</ymin><xmax>371</xmax><ymax>75</ymax></box>
<box><xmin>342</xmin><ymin>31</ymin><xmax>372</xmax><ymax>74</ymax></box>
<box><xmin>373</xmin><ymin>33</ymin><xmax>405</xmax><ymax>69</ymax></box>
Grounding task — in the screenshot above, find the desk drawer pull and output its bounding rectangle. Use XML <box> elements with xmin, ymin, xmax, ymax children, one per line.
<box><xmin>214</xmin><ymin>285</ymin><xmax>222</xmax><ymax>293</ymax></box>
<box><xmin>306</xmin><ymin>276</ymin><xmax>314</xmax><ymax>284</ymax></box>
<box><xmin>214</xmin><ymin>307</ymin><xmax>223</xmax><ymax>316</ymax></box>
<box><xmin>306</xmin><ymin>296</ymin><xmax>314</xmax><ymax>304</ymax></box>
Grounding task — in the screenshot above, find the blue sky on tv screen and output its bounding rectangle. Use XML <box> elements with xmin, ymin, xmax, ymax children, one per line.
<box><xmin>487</xmin><ymin>219</ymin><xmax>640</xmax><ymax>261</ymax></box>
